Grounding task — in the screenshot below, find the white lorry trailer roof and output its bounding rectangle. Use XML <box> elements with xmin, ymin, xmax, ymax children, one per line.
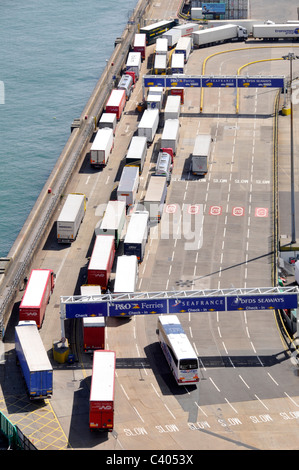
<box><xmin>162</xmin><ymin>119</ymin><xmax>180</xmax><ymax>139</ymax></box>
<box><xmin>15</xmin><ymin>322</ymin><xmax>53</xmax><ymax>372</ymax></box>
<box><xmin>106</xmin><ymin>89</ymin><xmax>125</xmax><ymax>107</ymax></box>
<box><xmin>100</xmin><ymin>200</ymin><xmax>126</xmax><ymax>231</ymax></box>
<box><xmin>193</xmin><ymin>134</ymin><xmax>212</xmax><ymax>155</ymax></box>
<box><xmin>124</xmin><ymin>212</ymin><xmax>149</xmax><ymax>244</ymax></box>
<box><xmin>139</xmin><ymin>109</ymin><xmax>159</xmax><ymax>128</ymax></box>
<box><xmin>89</xmin><ymin>235</ymin><xmax>115</xmax><ymax>270</ymax></box>
<box><xmin>114</xmin><ymin>255</ymin><xmax>138</xmax><ymax>293</ymax></box>
<box><xmin>21</xmin><ymin>270</ymin><xmax>51</xmax><ymax>308</ymax></box>
<box><xmin>145</xmin><ymin>176</ymin><xmax>167</xmax><ymax>202</ymax></box>
<box><xmin>90</xmin><ymin>350</ymin><xmax>115</xmax><ymax>402</ymax></box>
<box><xmin>58</xmin><ymin>193</ymin><xmax>85</xmax><ymax>223</ymax></box>
<box><xmin>91</xmin><ymin>127</ymin><xmax>113</xmax><ymax>151</ymax></box>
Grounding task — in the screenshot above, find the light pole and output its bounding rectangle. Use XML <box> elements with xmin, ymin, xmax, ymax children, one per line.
<box><xmin>282</xmin><ymin>53</ymin><xmax>299</xmax><ymax>244</ymax></box>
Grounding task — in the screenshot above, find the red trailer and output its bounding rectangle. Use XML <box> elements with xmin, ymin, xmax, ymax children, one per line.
<box><xmin>87</xmin><ymin>235</ymin><xmax>115</xmax><ymax>290</ymax></box>
<box><xmin>105</xmin><ymin>89</ymin><xmax>126</xmax><ymax>120</ymax></box>
<box><xmin>19</xmin><ymin>269</ymin><xmax>55</xmax><ymax>328</ymax></box>
<box><xmin>89</xmin><ymin>350</ymin><xmax>115</xmax><ymax>431</ymax></box>
<box><xmin>83</xmin><ymin>317</ymin><xmax>105</xmax><ymax>352</ymax></box>
<box><xmin>133</xmin><ymin>33</ymin><xmax>146</xmax><ymax>60</ymax></box>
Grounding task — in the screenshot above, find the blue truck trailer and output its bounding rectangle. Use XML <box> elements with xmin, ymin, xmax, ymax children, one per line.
<box><xmin>15</xmin><ymin>321</ymin><xmax>53</xmax><ymax>400</ymax></box>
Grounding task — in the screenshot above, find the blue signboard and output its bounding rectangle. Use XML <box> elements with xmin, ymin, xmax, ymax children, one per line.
<box><xmin>227</xmin><ymin>294</ymin><xmax>298</xmax><ymax>311</ymax></box>
<box><xmin>109</xmin><ymin>298</ymin><xmax>168</xmax><ymax>317</ymax></box>
<box><xmin>65</xmin><ymin>301</ymin><xmax>108</xmax><ymax>318</ymax></box>
<box><xmin>169</xmin><ymin>296</ymin><xmax>226</xmax><ymax>313</ymax></box>
<box><xmin>237</xmin><ymin>77</ymin><xmax>284</xmax><ymax>88</ymax></box>
<box><xmin>202</xmin><ymin>3</ymin><xmax>226</xmax><ymax>14</ymax></box>
<box><xmin>166</xmin><ymin>77</ymin><xmax>201</xmax><ymax>88</ymax></box>
<box><xmin>144</xmin><ymin>76</ymin><xmax>166</xmax><ymax>87</ymax></box>
<box><xmin>202</xmin><ymin>77</ymin><xmax>237</xmax><ymax>88</ymax></box>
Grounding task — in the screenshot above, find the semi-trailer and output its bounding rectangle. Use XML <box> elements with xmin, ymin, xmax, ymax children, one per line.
<box><xmin>162</xmin><ymin>28</ymin><xmax>182</xmax><ymax>48</ymax></box>
<box><xmin>126</xmin><ymin>52</ymin><xmax>142</xmax><ymax>80</ymax></box>
<box><xmin>114</xmin><ymin>255</ymin><xmax>139</xmax><ymax>294</ymax></box>
<box><xmin>155</xmin><ymin>37</ymin><xmax>168</xmax><ymax>55</ymax></box>
<box><xmin>171</xmin><ymin>53</ymin><xmax>185</xmax><ymax>74</ymax></box>
<box><xmin>144</xmin><ymin>176</ymin><xmax>167</xmax><ymax>222</ymax></box>
<box><xmin>90</xmin><ymin>127</ymin><xmax>114</xmax><ymax>167</ymax></box>
<box><xmin>15</xmin><ymin>321</ymin><xmax>53</xmax><ymax>400</ymax></box>
<box><xmin>161</xmin><ymin>119</ymin><xmax>180</xmax><ymax>155</ymax></box>
<box><xmin>147</xmin><ymin>93</ymin><xmax>163</xmax><ymax>111</ymax></box>
<box><xmin>19</xmin><ymin>269</ymin><xmax>55</xmax><ymax>328</ymax></box>
<box><xmin>138</xmin><ymin>109</ymin><xmax>159</xmax><ymax>143</ymax></box>
<box><xmin>125</xmin><ymin>135</ymin><xmax>147</xmax><ymax>174</ymax></box>
<box><xmin>97</xmin><ymin>200</ymin><xmax>126</xmax><ymax>248</ymax></box>
<box><xmin>89</xmin><ymin>350</ymin><xmax>115</xmax><ymax>431</ymax></box>
<box><xmin>133</xmin><ymin>33</ymin><xmax>146</xmax><ymax>60</ymax></box>
<box><xmin>98</xmin><ymin>113</ymin><xmax>117</xmax><ymax>134</ymax></box>
<box><xmin>117</xmin><ymin>166</ymin><xmax>139</xmax><ymax>207</ymax></box>
<box><xmin>164</xmin><ymin>95</ymin><xmax>181</xmax><ymax>120</ymax></box>
<box><xmin>192</xmin><ymin>24</ymin><xmax>248</xmax><ymax>47</ymax></box>
<box><xmin>124</xmin><ymin>211</ymin><xmax>150</xmax><ymax>262</ymax></box>
<box><xmin>154</xmin><ymin>53</ymin><xmax>168</xmax><ymax>75</ymax></box>
<box><xmin>252</xmin><ymin>24</ymin><xmax>299</xmax><ymax>40</ymax></box>
<box><xmin>105</xmin><ymin>89</ymin><xmax>126</xmax><ymax>120</ymax></box>
<box><xmin>57</xmin><ymin>193</ymin><xmax>86</xmax><ymax>243</ymax></box>
<box><xmin>191</xmin><ymin>134</ymin><xmax>212</xmax><ymax>176</ymax></box>
<box><xmin>175</xmin><ymin>36</ymin><xmax>192</xmax><ymax>62</ymax></box>
<box><xmin>173</xmin><ymin>22</ymin><xmax>199</xmax><ymax>37</ymax></box>
<box><xmin>80</xmin><ymin>285</ymin><xmax>105</xmax><ymax>352</ymax></box>
<box><xmin>87</xmin><ymin>235</ymin><xmax>115</xmax><ymax>290</ymax></box>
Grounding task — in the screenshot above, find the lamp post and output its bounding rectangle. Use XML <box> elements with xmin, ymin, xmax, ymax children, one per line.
<box><xmin>282</xmin><ymin>53</ymin><xmax>299</xmax><ymax>244</ymax></box>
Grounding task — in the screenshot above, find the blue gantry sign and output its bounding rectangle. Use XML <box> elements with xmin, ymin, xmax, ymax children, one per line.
<box><xmin>143</xmin><ymin>75</ymin><xmax>285</xmax><ymax>89</ymax></box>
<box><xmin>227</xmin><ymin>294</ymin><xmax>298</xmax><ymax>311</ymax></box>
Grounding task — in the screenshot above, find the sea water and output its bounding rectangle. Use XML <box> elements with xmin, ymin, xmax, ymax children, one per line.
<box><xmin>0</xmin><ymin>0</ymin><xmax>138</xmax><ymax>257</ymax></box>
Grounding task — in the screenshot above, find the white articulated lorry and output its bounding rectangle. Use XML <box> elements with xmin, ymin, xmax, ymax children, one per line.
<box><xmin>161</xmin><ymin>119</ymin><xmax>180</xmax><ymax>155</ymax></box>
<box><xmin>252</xmin><ymin>24</ymin><xmax>299</xmax><ymax>40</ymax></box>
<box><xmin>138</xmin><ymin>109</ymin><xmax>159</xmax><ymax>143</ymax></box>
<box><xmin>90</xmin><ymin>127</ymin><xmax>114</xmax><ymax>167</ymax></box>
<box><xmin>191</xmin><ymin>134</ymin><xmax>212</xmax><ymax>176</ymax></box>
<box><xmin>192</xmin><ymin>24</ymin><xmax>248</xmax><ymax>47</ymax></box>
<box><xmin>144</xmin><ymin>176</ymin><xmax>167</xmax><ymax>222</ymax></box>
<box><xmin>57</xmin><ymin>193</ymin><xmax>86</xmax><ymax>243</ymax></box>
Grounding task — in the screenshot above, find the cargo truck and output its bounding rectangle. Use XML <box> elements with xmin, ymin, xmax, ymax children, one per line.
<box><xmin>173</xmin><ymin>22</ymin><xmax>199</xmax><ymax>37</ymax></box>
<box><xmin>154</xmin><ymin>53</ymin><xmax>167</xmax><ymax>75</ymax></box>
<box><xmin>170</xmin><ymin>87</ymin><xmax>184</xmax><ymax>104</ymax></box>
<box><xmin>90</xmin><ymin>127</ymin><xmax>114</xmax><ymax>167</ymax></box>
<box><xmin>87</xmin><ymin>235</ymin><xmax>115</xmax><ymax>290</ymax></box>
<box><xmin>147</xmin><ymin>93</ymin><xmax>163</xmax><ymax>110</ymax></box>
<box><xmin>105</xmin><ymin>89</ymin><xmax>126</xmax><ymax>120</ymax></box>
<box><xmin>138</xmin><ymin>109</ymin><xmax>159</xmax><ymax>143</ymax></box>
<box><xmin>97</xmin><ymin>200</ymin><xmax>126</xmax><ymax>248</ymax></box>
<box><xmin>191</xmin><ymin>134</ymin><xmax>212</xmax><ymax>176</ymax></box>
<box><xmin>98</xmin><ymin>113</ymin><xmax>117</xmax><ymax>134</ymax></box>
<box><xmin>175</xmin><ymin>36</ymin><xmax>192</xmax><ymax>62</ymax></box>
<box><xmin>114</xmin><ymin>255</ymin><xmax>138</xmax><ymax>294</ymax></box>
<box><xmin>171</xmin><ymin>53</ymin><xmax>185</xmax><ymax>74</ymax></box>
<box><xmin>133</xmin><ymin>33</ymin><xmax>146</xmax><ymax>60</ymax></box>
<box><xmin>124</xmin><ymin>211</ymin><xmax>150</xmax><ymax>262</ymax></box>
<box><xmin>117</xmin><ymin>166</ymin><xmax>139</xmax><ymax>207</ymax></box>
<box><xmin>15</xmin><ymin>321</ymin><xmax>53</xmax><ymax>400</ymax></box>
<box><xmin>57</xmin><ymin>193</ymin><xmax>86</xmax><ymax>243</ymax></box>
<box><xmin>117</xmin><ymin>74</ymin><xmax>134</xmax><ymax>100</ymax></box>
<box><xmin>89</xmin><ymin>350</ymin><xmax>115</xmax><ymax>431</ymax></box>
<box><xmin>126</xmin><ymin>52</ymin><xmax>141</xmax><ymax>80</ymax></box>
<box><xmin>164</xmin><ymin>95</ymin><xmax>181</xmax><ymax>120</ymax></box>
<box><xmin>162</xmin><ymin>28</ymin><xmax>182</xmax><ymax>48</ymax></box>
<box><xmin>155</xmin><ymin>149</ymin><xmax>173</xmax><ymax>183</ymax></box>
<box><xmin>80</xmin><ymin>285</ymin><xmax>105</xmax><ymax>351</ymax></box>
<box><xmin>192</xmin><ymin>24</ymin><xmax>248</xmax><ymax>47</ymax></box>
<box><xmin>125</xmin><ymin>136</ymin><xmax>147</xmax><ymax>173</ymax></box>
<box><xmin>144</xmin><ymin>176</ymin><xmax>167</xmax><ymax>222</ymax></box>
<box><xmin>155</xmin><ymin>37</ymin><xmax>168</xmax><ymax>55</ymax></box>
<box><xmin>19</xmin><ymin>269</ymin><xmax>55</xmax><ymax>328</ymax></box>
<box><xmin>161</xmin><ymin>119</ymin><xmax>180</xmax><ymax>155</ymax></box>
<box><xmin>252</xmin><ymin>24</ymin><xmax>299</xmax><ymax>40</ymax></box>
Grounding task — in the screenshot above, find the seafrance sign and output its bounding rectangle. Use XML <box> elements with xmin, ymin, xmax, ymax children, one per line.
<box><xmin>63</xmin><ymin>293</ymin><xmax>298</xmax><ymax>318</ymax></box>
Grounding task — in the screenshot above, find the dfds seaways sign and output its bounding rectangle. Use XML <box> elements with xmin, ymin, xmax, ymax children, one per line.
<box><xmin>227</xmin><ymin>294</ymin><xmax>298</xmax><ymax>311</ymax></box>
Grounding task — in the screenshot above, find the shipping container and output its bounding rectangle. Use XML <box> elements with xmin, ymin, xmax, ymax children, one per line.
<box><xmin>117</xmin><ymin>74</ymin><xmax>134</xmax><ymax>100</ymax></box>
<box><xmin>19</xmin><ymin>269</ymin><xmax>55</xmax><ymax>328</ymax></box>
<box><xmin>154</xmin><ymin>53</ymin><xmax>168</xmax><ymax>75</ymax></box>
<box><xmin>124</xmin><ymin>211</ymin><xmax>150</xmax><ymax>262</ymax></box>
<box><xmin>161</xmin><ymin>119</ymin><xmax>180</xmax><ymax>154</ymax></box>
<box><xmin>155</xmin><ymin>37</ymin><xmax>168</xmax><ymax>55</ymax></box>
<box><xmin>57</xmin><ymin>193</ymin><xmax>86</xmax><ymax>243</ymax></box>
<box><xmin>171</xmin><ymin>53</ymin><xmax>185</xmax><ymax>74</ymax></box>
<box><xmin>191</xmin><ymin>134</ymin><xmax>212</xmax><ymax>176</ymax></box>
<box><xmin>138</xmin><ymin>109</ymin><xmax>159</xmax><ymax>143</ymax></box>
<box><xmin>89</xmin><ymin>350</ymin><xmax>115</xmax><ymax>431</ymax></box>
<box><xmin>90</xmin><ymin>127</ymin><xmax>114</xmax><ymax>166</ymax></box>
<box><xmin>98</xmin><ymin>113</ymin><xmax>117</xmax><ymax>134</ymax></box>
<box><xmin>15</xmin><ymin>321</ymin><xmax>53</xmax><ymax>399</ymax></box>
<box><xmin>97</xmin><ymin>200</ymin><xmax>126</xmax><ymax>248</ymax></box>
<box><xmin>117</xmin><ymin>166</ymin><xmax>139</xmax><ymax>207</ymax></box>
<box><xmin>175</xmin><ymin>36</ymin><xmax>192</xmax><ymax>62</ymax></box>
<box><xmin>126</xmin><ymin>52</ymin><xmax>142</xmax><ymax>80</ymax></box>
<box><xmin>125</xmin><ymin>136</ymin><xmax>147</xmax><ymax>174</ymax></box>
<box><xmin>144</xmin><ymin>176</ymin><xmax>167</xmax><ymax>222</ymax></box>
<box><xmin>87</xmin><ymin>235</ymin><xmax>115</xmax><ymax>289</ymax></box>
<box><xmin>164</xmin><ymin>95</ymin><xmax>181</xmax><ymax>120</ymax></box>
<box><xmin>114</xmin><ymin>255</ymin><xmax>138</xmax><ymax>294</ymax></box>
<box><xmin>133</xmin><ymin>33</ymin><xmax>146</xmax><ymax>59</ymax></box>
<box><xmin>105</xmin><ymin>89</ymin><xmax>126</xmax><ymax>120</ymax></box>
